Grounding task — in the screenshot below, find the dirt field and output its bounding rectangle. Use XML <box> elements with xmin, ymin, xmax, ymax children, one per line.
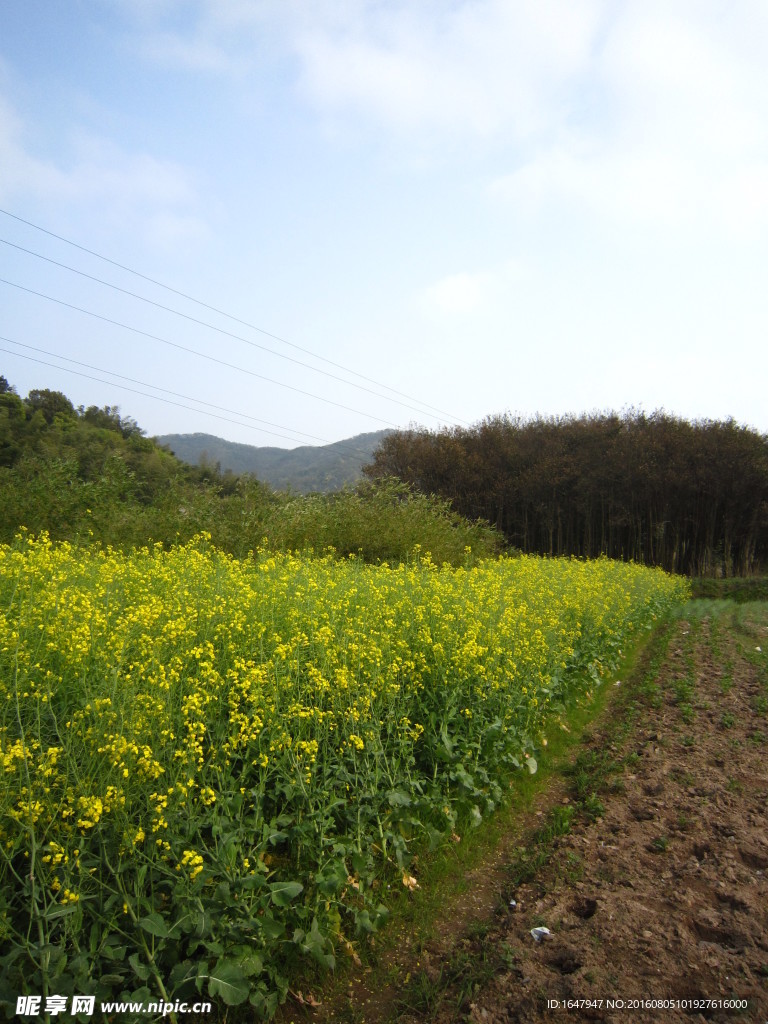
<box><xmin>451</xmin><ymin>604</ymin><xmax>768</xmax><ymax>1024</ymax></box>
<box><xmin>302</xmin><ymin>601</ymin><xmax>768</xmax><ymax>1024</ymax></box>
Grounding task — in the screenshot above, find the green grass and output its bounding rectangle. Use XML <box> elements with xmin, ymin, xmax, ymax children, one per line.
<box><xmin>690</xmin><ymin>578</ymin><xmax>768</xmax><ymax>603</ymax></box>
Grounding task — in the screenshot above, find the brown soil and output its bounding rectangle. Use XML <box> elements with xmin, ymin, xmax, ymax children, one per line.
<box><xmin>298</xmin><ymin>604</ymin><xmax>768</xmax><ymax>1024</ymax></box>
<box><xmin>451</xmin><ymin>607</ymin><xmax>768</xmax><ymax>1024</ymax></box>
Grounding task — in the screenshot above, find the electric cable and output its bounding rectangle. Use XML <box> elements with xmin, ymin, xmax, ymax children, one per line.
<box><xmin>0</xmin><ymin>342</ymin><xmax>382</xmax><ymax>450</ymax></box>
<box><xmin>0</xmin><ymin>335</ymin><xmax>386</xmax><ymax>458</ymax></box>
<box><xmin>0</xmin><ymin>336</ymin><xmax>328</xmax><ymax>446</ymax></box>
<box><xmin>0</xmin><ymin>207</ymin><xmax>469</xmax><ymax>424</ymax></box>
<box><xmin>0</xmin><ymin>277</ymin><xmax>404</xmax><ymax>430</ymax></box>
<box><xmin>1</xmin><ymin>236</ymin><xmax>455</xmax><ymax>424</ymax></box>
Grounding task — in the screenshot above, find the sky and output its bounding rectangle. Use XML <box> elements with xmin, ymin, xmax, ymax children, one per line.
<box><xmin>1</xmin><ymin>0</ymin><xmax>767</xmax><ymax>449</ymax></box>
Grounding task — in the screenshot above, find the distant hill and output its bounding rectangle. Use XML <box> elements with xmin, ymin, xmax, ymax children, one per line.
<box><xmin>155</xmin><ymin>430</ymin><xmax>392</xmax><ymax>493</ymax></box>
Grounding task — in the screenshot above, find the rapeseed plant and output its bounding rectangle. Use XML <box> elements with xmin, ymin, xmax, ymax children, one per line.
<box><xmin>0</xmin><ymin>533</ymin><xmax>688</xmax><ymax>1016</ymax></box>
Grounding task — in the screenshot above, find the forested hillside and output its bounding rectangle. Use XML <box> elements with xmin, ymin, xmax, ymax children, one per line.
<box><xmin>365</xmin><ymin>412</ymin><xmax>768</xmax><ymax>576</ymax></box>
<box><xmin>157</xmin><ymin>429</ymin><xmax>390</xmax><ymax>492</ymax></box>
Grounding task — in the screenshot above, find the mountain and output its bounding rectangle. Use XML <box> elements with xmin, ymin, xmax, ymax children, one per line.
<box><xmin>155</xmin><ymin>430</ymin><xmax>392</xmax><ymax>493</ymax></box>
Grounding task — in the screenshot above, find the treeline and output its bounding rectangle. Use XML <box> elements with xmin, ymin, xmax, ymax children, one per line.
<box><xmin>364</xmin><ymin>412</ymin><xmax>768</xmax><ymax>576</ymax></box>
<box><xmin>0</xmin><ymin>377</ymin><xmax>500</xmax><ymax>564</ymax></box>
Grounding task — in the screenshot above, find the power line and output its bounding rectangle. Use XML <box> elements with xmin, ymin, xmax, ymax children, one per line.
<box><xmin>0</xmin><ymin>207</ymin><xmax>469</xmax><ymax>425</ymax></box>
<box><xmin>0</xmin><ymin>335</ymin><xmax>331</xmax><ymax>448</ymax></box>
<box><xmin>0</xmin><ymin>341</ymin><xmax>384</xmax><ymax>457</ymax></box>
<box><xmin>1</xmin><ymin>335</ymin><xmax>385</xmax><ymax>459</ymax></box>
<box><xmin>1</xmin><ymin>236</ymin><xmax>454</xmax><ymax>424</ymax></box>
<box><xmin>0</xmin><ymin>276</ymin><xmax>404</xmax><ymax>430</ymax></box>
<box><xmin>0</xmin><ymin>343</ymin><xmax>307</xmax><ymax>445</ymax></box>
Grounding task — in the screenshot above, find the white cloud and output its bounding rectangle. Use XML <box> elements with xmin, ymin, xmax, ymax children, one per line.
<box><xmin>292</xmin><ymin>0</ymin><xmax>603</xmax><ymax>142</ymax></box>
<box><xmin>0</xmin><ymin>95</ymin><xmax>68</xmax><ymax>200</ymax></box>
<box><xmin>145</xmin><ymin>1</ymin><xmax>767</xmax><ymax>243</ymax></box>
<box><xmin>61</xmin><ymin>135</ymin><xmax>198</xmax><ymax>207</ymax></box>
<box><xmin>419</xmin><ymin>261</ymin><xmax>523</xmax><ymax>318</ymax></box>
<box><xmin>491</xmin><ymin>146</ymin><xmax>702</xmax><ymax>226</ymax></box>
<box><xmin>0</xmin><ymin>91</ymin><xmax>207</xmax><ymax>250</ymax></box>
<box><xmin>110</xmin><ymin>0</ymin><xmax>768</xmax><ymax>188</ymax></box>
<box><xmin>115</xmin><ymin>0</ymin><xmax>274</xmax><ymax>77</ymax></box>
<box><xmin>491</xmin><ymin>145</ymin><xmax>768</xmax><ymax>242</ymax></box>
<box><xmin>488</xmin><ymin>2</ymin><xmax>768</xmax><ymax>238</ymax></box>
<box><xmin>118</xmin><ymin>0</ymin><xmax>603</xmax><ymax>144</ymax></box>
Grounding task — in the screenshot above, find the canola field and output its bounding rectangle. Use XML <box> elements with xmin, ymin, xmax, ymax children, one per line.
<box><xmin>0</xmin><ymin>534</ymin><xmax>688</xmax><ymax>1014</ymax></box>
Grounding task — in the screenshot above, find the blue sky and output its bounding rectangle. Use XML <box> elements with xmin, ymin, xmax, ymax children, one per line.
<box><xmin>1</xmin><ymin>0</ymin><xmax>767</xmax><ymax>447</ymax></box>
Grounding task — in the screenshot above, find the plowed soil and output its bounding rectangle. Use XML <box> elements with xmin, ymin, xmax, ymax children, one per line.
<box><xmin>302</xmin><ymin>603</ymin><xmax>768</xmax><ymax>1024</ymax></box>
<box><xmin>451</xmin><ymin>606</ymin><xmax>768</xmax><ymax>1024</ymax></box>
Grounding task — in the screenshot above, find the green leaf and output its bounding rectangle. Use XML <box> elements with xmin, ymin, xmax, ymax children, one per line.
<box><xmin>167</xmin><ymin>910</ymin><xmax>192</xmax><ymax>936</ymax></box>
<box><xmin>214</xmin><ymin>881</ymin><xmax>232</xmax><ymax>901</ymax></box>
<box><xmin>526</xmin><ymin>755</ymin><xmax>538</xmax><ymax>775</ymax></box>
<box><xmin>192</xmin><ymin>908</ymin><xmax>212</xmax><ymax>937</ymax></box>
<box><xmin>169</xmin><ymin>959</ymin><xmax>197</xmax><ymax>990</ymax></box>
<box><xmin>128</xmin><ymin>987</ymin><xmax>153</xmax><ymax>1005</ymax></box>
<box><xmin>98</xmin><ymin>973</ymin><xmax>126</xmax><ymax>987</ymax></box>
<box><xmin>208</xmin><ymin>959</ymin><xmax>250</xmax><ymax>1006</ymax></box>
<box><xmin>42</xmin><ymin>903</ymin><xmax>80</xmax><ymax>921</ymax></box>
<box><xmin>268</xmin><ymin>880</ymin><xmax>303</xmax><ymax>907</ymax></box>
<box><xmin>128</xmin><ymin>953</ymin><xmax>150</xmax><ymax>982</ymax></box>
<box><xmin>350</xmin><ymin>850</ymin><xmax>368</xmax><ymax>875</ymax></box>
<box><xmin>259</xmin><ymin>914</ymin><xmax>286</xmax><ymax>940</ymax></box>
<box><xmin>237</xmin><ymin>952</ymin><xmax>264</xmax><ymax>978</ymax></box>
<box><xmin>315</xmin><ymin>859</ymin><xmax>348</xmax><ymax>895</ymax></box>
<box><xmin>354</xmin><ymin>909</ymin><xmax>376</xmax><ymax>934</ymax></box>
<box><xmin>387</xmin><ymin>789</ymin><xmax>412</xmax><ymax>807</ymax></box>
<box><xmin>239</xmin><ymin>872</ymin><xmax>266</xmax><ymax>891</ymax></box>
<box><xmin>303</xmin><ymin>917</ymin><xmax>335</xmax><ymax>969</ymax></box>
<box><xmin>102</xmin><ymin>944</ymin><xmax>127</xmax><ymax>962</ymax></box>
<box><xmin>139</xmin><ymin>912</ymin><xmax>169</xmax><ymax>938</ymax></box>
<box><xmin>440</xmin><ymin>725</ymin><xmax>455</xmax><ymax>756</ymax></box>
<box><xmin>250</xmin><ymin>989</ymin><xmax>279</xmax><ymax>1016</ymax></box>
<box><xmin>49</xmin><ymin>947</ymin><xmax>68</xmax><ymax>978</ymax></box>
